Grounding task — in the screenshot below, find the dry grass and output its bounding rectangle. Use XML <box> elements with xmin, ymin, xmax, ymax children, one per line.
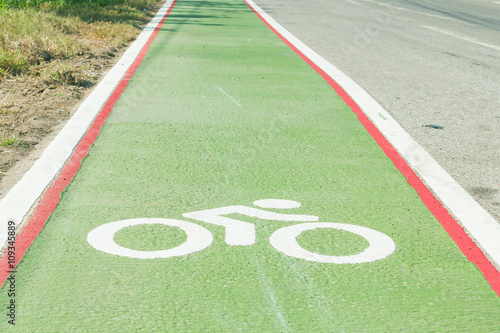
<box><xmin>0</xmin><ymin>0</ymin><xmax>160</xmax><ymax>182</ymax></box>
<box><xmin>40</xmin><ymin>61</ymin><xmax>92</xmax><ymax>86</ymax></box>
<box><xmin>0</xmin><ymin>0</ymin><xmax>156</xmax><ymax>77</ymax></box>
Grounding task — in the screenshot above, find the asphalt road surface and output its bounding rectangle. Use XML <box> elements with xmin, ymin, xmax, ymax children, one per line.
<box><xmin>252</xmin><ymin>0</ymin><xmax>500</xmax><ymax>223</ymax></box>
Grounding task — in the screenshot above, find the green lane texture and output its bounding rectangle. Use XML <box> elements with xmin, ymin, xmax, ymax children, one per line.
<box><xmin>2</xmin><ymin>0</ymin><xmax>500</xmax><ymax>331</ymax></box>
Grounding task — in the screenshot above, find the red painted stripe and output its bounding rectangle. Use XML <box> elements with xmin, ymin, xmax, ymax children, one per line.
<box><xmin>0</xmin><ymin>0</ymin><xmax>177</xmax><ymax>287</ymax></box>
<box><xmin>243</xmin><ymin>0</ymin><xmax>500</xmax><ymax>296</ymax></box>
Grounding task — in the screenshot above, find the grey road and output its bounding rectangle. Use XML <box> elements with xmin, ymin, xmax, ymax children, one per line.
<box><xmin>252</xmin><ymin>0</ymin><xmax>500</xmax><ymax>223</ymax></box>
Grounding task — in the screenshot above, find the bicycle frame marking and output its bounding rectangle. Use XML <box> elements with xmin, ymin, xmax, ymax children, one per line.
<box><xmin>183</xmin><ymin>200</ymin><xmax>319</xmax><ymax>246</ymax></box>
<box><xmin>87</xmin><ymin>199</ymin><xmax>396</xmax><ymax>263</ymax></box>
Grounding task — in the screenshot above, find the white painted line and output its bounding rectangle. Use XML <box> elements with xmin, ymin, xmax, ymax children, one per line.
<box><xmin>343</xmin><ymin>0</ymin><xmax>363</xmax><ymax>7</ymax></box>
<box><xmin>423</xmin><ymin>25</ymin><xmax>500</xmax><ymax>51</ymax></box>
<box><xmin>245</xmin><ymin>0</ymin><xmax>500</xmax><ymax>269</ymax></box>
<box><xmin>0</xmin><ymin>0</ymin><xmax>176</xmax><ymax>248</ymax></box>
<box><xmin>360</xmin><ymin>0</ymin><xmax>456</xmax><ymax>21</ymax></box>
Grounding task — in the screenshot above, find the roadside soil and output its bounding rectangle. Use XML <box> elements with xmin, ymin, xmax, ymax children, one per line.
<box><xmin>0</xmin><ymin>3</ymin><xmax>161</xmax><ymax>199</ymax></box>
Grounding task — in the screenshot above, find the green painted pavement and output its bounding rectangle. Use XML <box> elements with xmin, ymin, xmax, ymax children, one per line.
<box><xmin>2</xmin><ymin>0</ymin><xmax>500</xmax><ymax>331</ymax></box>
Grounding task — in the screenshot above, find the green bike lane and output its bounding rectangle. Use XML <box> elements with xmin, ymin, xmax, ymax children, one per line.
<box><xmin>2</xmin><ymin>0</ymin><xmax>500</xmax><ymax>330</ymax></box>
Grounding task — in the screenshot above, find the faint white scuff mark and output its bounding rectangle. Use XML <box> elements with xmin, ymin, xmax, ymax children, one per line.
<box><xmin>217</xmin><ymin>85</ymin><xmax>243</xmax><ymax>108</ymax></box>
<box><xmin>255</xmin><ymin>261</ymin><xmax>290</xmax><ymax>332</ymax></box>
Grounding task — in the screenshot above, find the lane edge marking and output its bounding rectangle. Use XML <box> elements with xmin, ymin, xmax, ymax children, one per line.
<box><xmin>422</xmin><ymin>25</ymin><xmax>500</xmax><ymax>51</ymax></box>
<box><xmin>243</xmin><ymin>0</ymin><xmax>500</xmax><ymax>295</ymax></box>
<box><xmin>0</xmin><ymin>0</ymin><xmax>177</xmax><ymax>286</ymax></box>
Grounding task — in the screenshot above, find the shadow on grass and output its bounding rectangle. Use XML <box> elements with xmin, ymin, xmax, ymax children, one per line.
<box><xmin>54</xmin><ymin>5</ymin><xmax>154</xmax><ymax>28</ymax></box>
<box><xmin>178</xmin><ymin>0</ymin><xmax>249</xmax><ymax>9</ymax></box>
<box><xmin>51</xmin><ymin>0</ymin><xmax>249</xmax><ymax>28</ymax></box>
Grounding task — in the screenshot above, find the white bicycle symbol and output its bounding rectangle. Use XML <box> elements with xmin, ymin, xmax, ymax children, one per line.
<box><xmin>87</xmin><ymin>199</ymin><xmax>396</xmax><ymax>264</ymax></box>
